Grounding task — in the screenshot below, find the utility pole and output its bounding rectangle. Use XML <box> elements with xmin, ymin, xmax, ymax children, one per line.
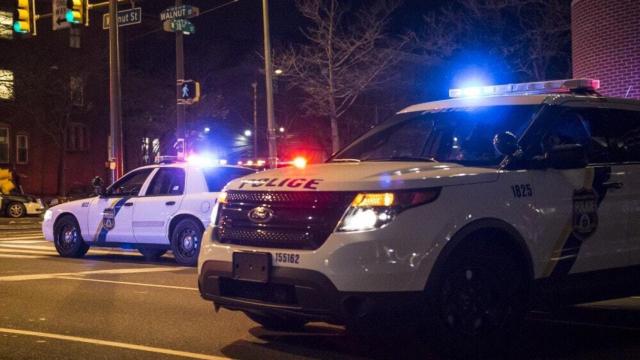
<box><xmin>262</xmin><ymin>0</ymin><xmax>277</xmax><ymax>168</ymax></box>
<box><xmin>108</xmin><ymin>0</ymin><xmax>123</xmax><ymax>182</ymax></box>
<box><xmin>252</xmin><ymin>82</ymin><xmax>258</xmax><ymax>159</ymax></box>
<box><xmin>175</xmin><ymin>0</ymin><xmax>186</xmax><ymax>160</ymax></box>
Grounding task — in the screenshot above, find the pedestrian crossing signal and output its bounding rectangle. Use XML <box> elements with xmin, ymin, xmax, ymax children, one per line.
<box><xmin>177</xmin><ymin>80</ymin><xmax>200</xmax><ymax>105</ymax></box>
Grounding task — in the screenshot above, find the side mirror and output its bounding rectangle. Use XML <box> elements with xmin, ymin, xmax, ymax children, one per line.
<box><xmin>493</xmin><ymin>131</ymin><xmax>519</xmax><ymax>156</ymax></box>
<box><xmin>547</xmin><ymin>144</ymin><xmax>587</xmax><ymax>169</ymax></box>
<box><xmin>91</xmin><ymin>176</ymin><xmax>106</xmax><ymax>196</ymax></box>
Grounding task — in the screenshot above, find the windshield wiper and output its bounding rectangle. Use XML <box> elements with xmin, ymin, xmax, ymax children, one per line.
<box><xmin>364</xmin><ymin>156</ymin><xmax>438</xmax><ymax>162</ymax></box>
<box><xmin>329</xmin><ymin>158</ymin><xmax>361</xmax><ymax>163</ymax></box>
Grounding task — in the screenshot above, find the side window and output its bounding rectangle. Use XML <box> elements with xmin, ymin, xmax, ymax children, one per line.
<box><xmin>202</xmin><ymin>167</ymin><xmax>255</xmax><ymax>192</ymax></box>
<box><xmin>540</xmin><ymin>108</ymin><xmax>611</xmax><ymax>164</ymax></box>
<box><xmin>107</xmin><ymin>169</ymin><xmax>153</xmax><ymax>196</ymax></box>
<box><xmin>606</xmin><ymin>109</ymin><xmax>640</xmax><ymax>163</ymax></box>
<box><xmin>146</xmin><ymin>168</ymin><xmax>185</xmax><ymax>196</ymax></box>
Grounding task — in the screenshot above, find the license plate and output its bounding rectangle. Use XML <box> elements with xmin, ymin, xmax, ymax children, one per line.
<box><xmin>232</xmin><ymin>252</ymin><xmax>271</xmax><ymax>283</ymax></box>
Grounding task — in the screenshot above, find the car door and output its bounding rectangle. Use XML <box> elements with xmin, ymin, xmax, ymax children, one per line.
<box><xmin>606</xmin><ymin>107</ymin><xmax>640</xmax><ymax>264</ymax></box>
<box><xmin>531</xmin><ymin>105</ymin><xmax>630</xmax><ymax>277</ymax></box>
<box><xmin>87</xmin><ymin>168</ymin><xmax>154</xmax><ymax>244</ymax></box>
<box><xmin>132</xmin><ymin>167</ymin><xmax>185</xmax><ymax>244</ymax></box>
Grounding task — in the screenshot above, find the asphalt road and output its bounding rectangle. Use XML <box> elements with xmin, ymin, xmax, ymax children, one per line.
<box><xmin>2</xmin><ymin>216</ymin><xmax>640</xmax><ymax>359</ymax></box>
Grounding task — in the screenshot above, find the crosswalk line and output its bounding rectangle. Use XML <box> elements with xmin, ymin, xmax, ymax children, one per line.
<box><xmin>0</xmin><ymin>253</ymin><xmax>46</xmax><ymax>259</ymax></box>
<box><xmin>0</xmin><ymin>243</ymin><xmax>138</xmax><ymax>255</ymax></box>
<box><xmin>0</xmin><ymin>248</ymin><xmax>57</xmax><ymax>256</ymax></box>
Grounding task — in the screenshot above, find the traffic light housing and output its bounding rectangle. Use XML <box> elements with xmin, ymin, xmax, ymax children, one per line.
<box><xmin>13</xmin><ymin>0</ymin><xmax>34</xmax><ymax>35</ymax></box>
<box><xmin>66</xmin><ymin>0</ymin><xmax>87</xmax><ymax>25</ymax></box>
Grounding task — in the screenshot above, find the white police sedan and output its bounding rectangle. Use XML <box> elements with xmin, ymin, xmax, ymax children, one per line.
<box><xmin>43</xmin><ymin>162</ymin><xmax>254</xmax><ymax>265</ymax></box>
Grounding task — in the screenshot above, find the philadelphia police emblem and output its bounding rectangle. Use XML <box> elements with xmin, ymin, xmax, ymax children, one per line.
<box><xmin>572</xmin><ymin>188</ymin><xmax>598</xmax><ymax>241</ymax></box>
<box><xmin>102</xmin><ymin>208</ymin><xmax>116</xmax><ymax>230</ymax></box>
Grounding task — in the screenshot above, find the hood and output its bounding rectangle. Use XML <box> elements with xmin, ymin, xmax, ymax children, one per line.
<box><xmin>51</xmin><ymin>197</ymin><xmax>96</xmax><ymax>211</ymax></box>
<box><xmin>225</xmin><ymin>162</ymin><xmax>499</xmax><ymax>192</ymax></box>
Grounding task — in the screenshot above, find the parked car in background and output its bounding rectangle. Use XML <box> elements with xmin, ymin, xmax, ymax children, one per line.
<box><xmin>0</xmin><ymin>193</ymin><xmax>45</xmax><ymax>218</ymax></box>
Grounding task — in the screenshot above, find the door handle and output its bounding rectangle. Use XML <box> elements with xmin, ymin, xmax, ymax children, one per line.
<box><xmin>165</xmin><ymin>201</ymin><xmax>176</xmax><ymax>206</ymax></box>
<box><xmin>602</xmin><ymin>182</ymin><xmax>623</xmax><ymax>190</ymax></box>
<box><xmin>124</xmin><ymin>202</ymin><xmax>133</xmax><ymax>207</ymax></box>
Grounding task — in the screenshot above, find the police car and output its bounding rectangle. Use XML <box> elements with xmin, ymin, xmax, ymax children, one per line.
<box><xmin>42</xmin><ymin>161</ymin><xmax>254</xmax><ymax>265</ymax></box>
<box><xmin>198</xmin><ymin>79</ymin><xmax>640</xmax><ymax>352</ymax></box>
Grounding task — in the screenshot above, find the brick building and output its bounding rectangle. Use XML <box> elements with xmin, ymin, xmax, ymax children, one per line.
<box><xmin>0</xmin><ymin>4</ymin><xmax>111</xmax><ymax>199</ymax></box>
<box><xmin>572</xmin><ymin>0</ymin><xmax>640</xmax><ymax>99</ymax></box>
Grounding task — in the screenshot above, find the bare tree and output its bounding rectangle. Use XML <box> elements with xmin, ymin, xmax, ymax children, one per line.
<box><xmin>276</xmin><ymin>0</ymin><xmax>413</xmax><ymax>152</ymax></box>
<box><xmin>424</xmin><ymin>0</ymin><xmax>571</xmax><ymax>81</ymax></box>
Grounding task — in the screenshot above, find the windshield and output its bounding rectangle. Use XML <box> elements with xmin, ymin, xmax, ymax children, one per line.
<box><xmin>333</xmin><ymin>105</ymin><xmax>540</xmax><ymax>167</ymax></box>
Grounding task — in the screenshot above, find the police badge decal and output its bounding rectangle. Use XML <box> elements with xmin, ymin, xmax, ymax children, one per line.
<box><xmin>572</xmin><ymin>188</ymin><xmax>598</xmax><ymax>241</ymax></box>
<box><xmin>102</xmin><ymin>208</ymin><xmax>116</xmax><ymax>231</ymax></box>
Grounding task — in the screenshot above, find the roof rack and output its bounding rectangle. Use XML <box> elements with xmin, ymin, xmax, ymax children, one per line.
<box><xmin>449</xmin><ymin>79</ymin><xmax>601</xmax><ymax>98</ymax></box>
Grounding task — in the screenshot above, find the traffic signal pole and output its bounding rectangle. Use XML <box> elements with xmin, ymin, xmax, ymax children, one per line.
<box><xmin>262</xmin><ymin>0</ymin><xmax>277</xmax><ymax>168</ymax></box>
<box><xmin>108</xmin><ymin>0</ymin><xmax>123</xmax><ymax>182</ymax></box>
<box><xmin>175</xmin><ymin>0</ymin><xmax>186</xmax><ymax>160</ymax></box>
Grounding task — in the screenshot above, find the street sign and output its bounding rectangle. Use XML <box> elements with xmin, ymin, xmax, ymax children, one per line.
<box><xmin>52</xmin><ymin>0</ymin><xmax>71</xmax><ymax>31</ymax></box>
<box><xmin>177</xmin><ymin>79</ymin><xmax>200</xmax><ymax>105</ymax></box>
<box><xmin>103</xmin><ymin>7</ymin><xmax>142</xmax><ymax>30</ymax></box>
<box><xmin>160</xmin><ymin>5</ymin><xmax>199</xmax><ymax>21</ymax></box>
<box><xmin>163</xmin><ymin>19</ymin><xmax>195</xmax><ymax>35</ymax></box>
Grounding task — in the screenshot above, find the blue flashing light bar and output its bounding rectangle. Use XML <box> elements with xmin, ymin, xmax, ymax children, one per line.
<box><xmin>449</xmin><ymin>79</ymin><xmax>600</xmax><ymax>98</ymax></box>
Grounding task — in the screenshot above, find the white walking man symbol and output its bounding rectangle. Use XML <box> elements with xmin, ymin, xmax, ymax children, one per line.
<box><xmin>182</xmin><ymin>84</ymin><xmax>190</xmax><ymax>98</ymax></box>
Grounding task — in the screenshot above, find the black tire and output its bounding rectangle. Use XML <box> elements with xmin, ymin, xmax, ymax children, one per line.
<box><xmin>244</xmin><ymin>311</ymin><xmax>308</xmax><ymax>331</ymax></box>
<box><xmin>54</xmin><ymin>215</ymin><xmax>89</xmax><ymax>258</ymax></box>
<box><xmin>7</xmin><ymin>202</ymin><xmax>26</xmax><ymax>218</ymax></box>
<box><xmin>425</xmin><ymin>238</ymin><xmax>528</xmax><ymax>358</ymax></box>
<box><xmin>170</xmin><ymin>218</ymin><xmax>203</xmax><ymax>266</ymax></box>
<box><xmin>138</xmin><ymin>248</ymin><xmax>167</xmax><ymax>261</ymax></box>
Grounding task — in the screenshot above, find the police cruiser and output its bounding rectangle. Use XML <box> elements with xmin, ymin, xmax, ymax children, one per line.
<box><xmin>43</xmin><ymin>161</ymin><xmax>254</xmax><ymax>265</ymax></box>
<box><xmin>198</xmin><ymin>79</ymin><xmax>640</xmax><ymax>351</ymax></box>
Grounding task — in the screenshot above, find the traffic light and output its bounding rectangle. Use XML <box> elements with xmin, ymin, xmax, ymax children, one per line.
<box><xmin>65</xmin><ymin>0</ymin><xmax>87</xmax><ymax>25</ymax></box>
<box><xmin>178</xmin><ymin>80</ymin><xmax>201</xmax><ymax>104</ymax></box>
<box><xmin>13</xmin><ymin>0</ymin><xmax>34</xmax><ymax>35</ymax></box>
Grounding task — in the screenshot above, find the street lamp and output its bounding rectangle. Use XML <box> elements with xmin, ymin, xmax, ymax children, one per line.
<box><xmin>244</xmin><ymin>129</ymin><xmax>252</xmax><ymax>137</ymax></box>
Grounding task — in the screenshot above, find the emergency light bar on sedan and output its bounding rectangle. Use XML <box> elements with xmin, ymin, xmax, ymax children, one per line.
<box><xmin>449</xmin><ymin>79</ymin><xmax>600</xmax><ymax>98</ymax></box>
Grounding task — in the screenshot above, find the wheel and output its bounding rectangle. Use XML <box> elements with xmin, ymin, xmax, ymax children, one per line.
<box><xmin>138</xmin><ymin>248</ymin><xmax>167</xmax><ymax>261</ymax></box>
<box><xmin>244</xmin><ymin>311</ymin><xmax>308</xmax><ymax>331</ymax></box>
<box><xmin>425</xmin><ymin>239</ymin><xmax>528</xmax><ymax>357</ymax></box>
<box><xmin>54</xmin><ymin>216</ymin><xmax>89</xmax><ymax>258</ymax></box>
<box><xmin>7</xmin><ymin>202</ymin><xmax>25</xmax><ymax>218</ymax></box>
<box><xmin>170</xmin><ymin>218</ymin><xmax>203</xmax><ymax>266</ymax></box>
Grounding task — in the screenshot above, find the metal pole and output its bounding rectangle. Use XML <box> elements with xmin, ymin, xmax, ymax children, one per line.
<box><xmin>262</xmin><ymin>0</ymin><xmax>277</xmax><ymax>168</ymax></box>
<box><xmin>252</xmin><ymin>82</ymin><xmax>258</xmax><ymax>159</ymax></box>
<box><xmin>108</xmin><ymin>0</ymin><xmax>123</xmax><ymax>181</ymax></box>
<box><xmin>175</xmin><ymin>0</ymin><xmax>186</xmax><ymax>160</ymax></box>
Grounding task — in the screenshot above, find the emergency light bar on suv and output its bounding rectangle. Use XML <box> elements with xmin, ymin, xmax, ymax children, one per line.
<box><xmin>449</xmin><ymin>78</ymin><xmax>601</xmax><ymax>98</ymax></box>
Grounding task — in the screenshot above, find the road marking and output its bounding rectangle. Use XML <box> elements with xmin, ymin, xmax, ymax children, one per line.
<box><xmin>0</xmin><ymin>240</ymin><xmax>48</xmax><ymax>244</ymax></box>
<box><xmin>0</xmin><ymin>266</ymin><xmax>189</xmax><ymax>282</ymax></box>
<box><xmin>0</xmin><ymin>328</ymin><xmax>230</xmax><ymax>360</ymax></box>
<box><xmin>0</xmin><ymin>243</ymin><xmax>139</xmax><ymax>255</ymax></box>
<box><xmin>55</xmin><ymin>276</ymin><xmax>199</xmax><ymax>291</ymax></box>
<box><xmin>0</xmin><ymin>253</ymin><xmax>46</xmax><ymax>259</ymax></box>
<box><xmin>0</xmin><ymin>235</ymin><xmax>44</xmax><ymax>241</ymax></box>
<box><xmin>0</xmin><ymin>248</ymin><xmax>58</xmax><ymax>256</ymax></box>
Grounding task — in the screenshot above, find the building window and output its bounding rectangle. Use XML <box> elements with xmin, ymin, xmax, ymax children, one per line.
<box><xmin>66</xmin><ymin>123</ymin><xmax>89</xmax><ymax>152</ymax></box>
<box><xmin>16</xmin><ymin>134</ymin><xmax>28</xmax><ymax>164</ymax></box>
<box><xmin>0</xmin><ymin>69</ymin><xmax>14</xmax><ymax>101</ymax></box>
<box><xmin>70</xmin><ymin>76</ymin><xmax>84</xmax><ymax>106</ymax></box>
<box><xmin>0</xmin><ymin>127</ymin><xmax>9</xmax><ymax>163</ymax></box>
<box><xmin>0</xmin><ymin>11</ymin><xmax>12</xmax><ymax>40</ymax></box>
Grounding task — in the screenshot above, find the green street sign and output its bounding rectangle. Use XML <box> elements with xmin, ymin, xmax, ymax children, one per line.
<box><xmin>162</xmin><ymin>19</ymin><xmax>195</xmax><ymax>35</ymax></box>
<box><xmin>160</xmin><ymin>5</ymin><xmax>199</xmax><ymax>21</ymax></box>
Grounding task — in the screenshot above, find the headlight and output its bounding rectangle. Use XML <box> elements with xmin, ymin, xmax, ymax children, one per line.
<box><xmin>210</xmin><ymin>191</ymin><xmax>227</xmax><ymax>225</ymax></box>
<box><xmin>337</xmin><ymin>189</ymin><xmax>441</xmax><ymax>232</ymax></box>
<box><xmin>43</xmin><ymin>209</ymin><xmax>53</xmax><ymax>221</ymax></box>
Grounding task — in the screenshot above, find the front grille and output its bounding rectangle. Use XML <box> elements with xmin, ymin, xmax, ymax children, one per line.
<box><xmin>215</xmin><ymin>191</ymin><xmax>355</xmax><ymax>250</ymax></box>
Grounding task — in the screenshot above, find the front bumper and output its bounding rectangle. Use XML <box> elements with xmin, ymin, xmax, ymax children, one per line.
<box><xmin>198</xmin><ymin>260</ymin><xmax>424</xmax><ymax>324</ymax></box>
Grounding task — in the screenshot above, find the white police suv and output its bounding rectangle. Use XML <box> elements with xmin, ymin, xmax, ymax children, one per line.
<box><xmin>198</xmin><ymin>79</ymin><xmax>640</xmax><ymax>352</ymax></box>
<box><xmin>43</xmin><ymin>162</ymin><xmax>254</xmax><ymax>265</ymax></box>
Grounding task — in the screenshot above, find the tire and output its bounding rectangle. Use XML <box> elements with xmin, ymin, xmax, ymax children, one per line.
<box><xmin>138</xmin><ymin>248</ymin><xmax>167</xmax><ymax>261</ymax></box>
<box><xmin>170</xmin><ymin>218</ymin><xmax>203</xmax><ymax>266</ymax></box>
<box><xmin>244</xmin><ymin>311</ymin><xmax>308</xmax><ymax>331</ymax></box>
<box><xmin>425</xmin><ymin>238</ymin><xmax>528</xmax><ymax>358</ymax></box>
<box><xmin>54</xmin><ymin>216</ymin><xmax>89</xmax><ymax>258</ymax></box>
<box><xmin>7</xmin><ymin>202</ymin><xmax>26</xmax><ymax>218</ymax></box>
